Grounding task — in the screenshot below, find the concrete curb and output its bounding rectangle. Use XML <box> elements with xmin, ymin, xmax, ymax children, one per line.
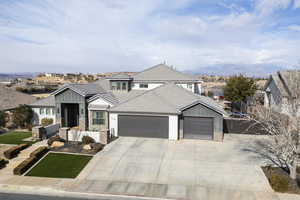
<box><xmin>0</xmin><ymin>183</ymin><xmax>168</xmax><ymax>200</ymax></box>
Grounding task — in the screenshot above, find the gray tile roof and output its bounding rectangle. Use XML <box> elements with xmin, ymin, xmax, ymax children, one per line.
<box><xmin>94</xmin><ymin>78</ymin><xmax>111</xmax><ymax>91</ymax></box>
<box><xmin>110</xmin><ymin>83</ymin><xmax>226</xmax><ymax>115</ymax></box>
<box><xmin>106</xmin><ymin>73</ymin><xmax>132</xmax><ymax>80</ymax></box>
<box><xmin>29</xmin><ymin>95</ymin><xmax>55</xmax><ymax>107</ymax></box>
<box><xmin>0</xmin><ymin>84</ymin><xmax>36</xmax><ymax>110</ymax></box>
<box><xmin>133</xmin><ymin>64</ymin><xmax>199</xmax><ymax>82</ymax></box>
<box><xmin>88</xmin><ymin>92</ymin><xmax>119</xmax><ymax>105</ymax></box>
<box><xmin>278</xmin><ymin>70</ymin><xmax>300</xmax><ymax>97</ymax></box>
<box><xmin>52</xmin><ymin>83</ymin><xmax>106</xmax><ymax>97</ymax></box>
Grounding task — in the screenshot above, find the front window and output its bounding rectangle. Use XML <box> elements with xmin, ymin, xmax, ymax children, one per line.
<box><xmin>92</xmin><ymin>111</ymin><xmax>105</xmax><ymax>125</ymax></box>
<box><xmin>46</xmin><ymin>108</ymin><xmax>51</xmax><ymax>115</ymax></box>
<box><xmin>40</xmin><ymin>108</ymin><xmax>45</xmax><ymax>115</ymax></box>
<box><xmin>187</xmin><ymin>83</ymin><xmax>193</xmax><ymax>89</ymax></box>
<box><xmin>139</xmin><ymin>84</ymin><xmax>148</xmax><ymax>88</ymax></box>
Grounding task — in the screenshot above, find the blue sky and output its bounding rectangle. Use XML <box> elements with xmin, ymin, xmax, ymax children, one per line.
<box><xmin>0</xmin><ymin>0</ymin><xmax>300</xmax><ymax>73</ymax></box>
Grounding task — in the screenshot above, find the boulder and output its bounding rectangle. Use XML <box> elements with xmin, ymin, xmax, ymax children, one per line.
<box><xmin>83</xmin><ymin>144</ymin><xmax>92</xmax><ymax>150</ymax></box>
<box><xmin>51</xmin><ymin>141</ymin><xmax>64</xmax><ymax>148</ymax></box>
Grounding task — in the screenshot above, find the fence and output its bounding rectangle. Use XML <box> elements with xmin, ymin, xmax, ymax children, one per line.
<box><xmin>223</xmin><ymin>118</ymin><xmax>268</xmax><ymax>135</ymax></box>
<box><xmin>44</xmin><ymin>123</ymin><xmax>60</xmax><ymax>137</ymax></box>
<box><xmin>32</xmin><ymin>123</ymin><xmax>60</xmax><ymax>139</ymax></box>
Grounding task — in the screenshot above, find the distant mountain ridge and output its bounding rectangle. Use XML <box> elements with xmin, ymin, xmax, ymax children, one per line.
<box><xmin>0</xmin><ymin>72</ymin><xmax>38</xmax><ymax>80</ymax></box>
<box><xmin>184</xmin><ymin>64</ymin><xmax>296</xmax><ymax>77</ymax></box>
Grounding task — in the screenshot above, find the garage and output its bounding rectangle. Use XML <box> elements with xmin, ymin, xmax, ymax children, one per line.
<box><xmin>118</xmin><ymin>115</ymin><xmax>169</xmax><ymax>138</ymax></box>
<box><xmin>183</xmin><ymin>117</ymin><xmax>213</xmax><ymax>140</ymax></box>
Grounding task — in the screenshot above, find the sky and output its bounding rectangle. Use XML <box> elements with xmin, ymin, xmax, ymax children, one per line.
<box><xmin>0</xmin><ymin>0</ymin><xmax>300</xmax><ymax>74</ymax></box>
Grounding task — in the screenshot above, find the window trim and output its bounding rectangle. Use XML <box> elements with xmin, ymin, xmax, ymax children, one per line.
<box><xmin>92</xmin><ymin>111</ymin><xmax>105</xmax><ymax>125</ymax></box>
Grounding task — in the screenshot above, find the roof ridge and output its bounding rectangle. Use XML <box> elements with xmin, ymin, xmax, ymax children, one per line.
<box><xmin>109</xmin><ymin>83</ymin><xmax>169</xmax><ymax>110</ymax></box>
<box><xmin>132</xmin><ymin>63</ymin><xmax>164</xmax><ymax>78</ymax></box>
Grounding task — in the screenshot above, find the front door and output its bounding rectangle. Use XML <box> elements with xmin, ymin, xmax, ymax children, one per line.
<box><xmin>62</xmin><ymin>103</ymin><xmax>79</xmax><ymax>127</ymax></box>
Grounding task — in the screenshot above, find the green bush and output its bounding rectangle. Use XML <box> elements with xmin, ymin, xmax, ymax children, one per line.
<box><xmin>41</xmin><ymin>118</ymin><xmax>53</xmax><ymax>127</ymax></box>
<box><xmin>13</xmin><ymin>156</ymin><xmax>38</xmax><ymax>175</ymax></box>
<box><xmin>30</xmin><ymin>146</ymin><xmax>49</xmax><ymax>159</ymax></box>
<box><xmin>4</xmin><ymin>143</ymin><xmax>30</xmax><ymax>159</ymax></box>
<box><xmin>82</xmin><ymin>136</ymin><xmax>95</xmax><ymax>144</ymax></box>
<box><xmin>268</xmin><ymin>174</ymin><xmax>289</xmax><ymax>192</ymax></box>
<box><xmin>0</xmin><ymin>158</ymin><xmax>8</xmax><ymax>169</ymax></box>
<box><xmin>12</xmin><ymin>105</ymin><xmax>33</xmax><ymax>128</ymax></box>
<box><xmin>0</xmin><ymin>111</ymin><xmax>7</xmax><ymax>127</ymax></box>
<box><xmin>47</xmin><ymin>135</ymin><xmax>65</xmax><ymax>146</ymax></box>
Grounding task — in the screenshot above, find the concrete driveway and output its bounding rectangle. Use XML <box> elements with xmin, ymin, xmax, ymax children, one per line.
<box><xmin>76</xmin><ymin>134</ymin><xmax>277</xmax><ymax>199</ymax></box>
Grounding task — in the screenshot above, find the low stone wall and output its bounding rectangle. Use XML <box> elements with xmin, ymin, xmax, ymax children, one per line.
<box><xmin>32</xmin><ymin>123</ymin><xmax>60</xmax><ymax>139</ymax></box>
<box><xmin>223</xmin><ymin>118</ymin><xmax>268</xmax><ymax>135</ymax></box>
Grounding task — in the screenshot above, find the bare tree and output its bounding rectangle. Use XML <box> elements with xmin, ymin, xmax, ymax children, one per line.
<box><xmin>249</xmin><ymin>71</ymin><xmax>300</xmax><ymax>179</ymax></box>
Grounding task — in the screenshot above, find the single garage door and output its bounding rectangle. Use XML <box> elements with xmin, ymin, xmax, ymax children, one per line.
<box><xmin>118</xmin><ymin>115</ymin><xmax>169</xmax><ymax>138</ymax></box>
<box><xmin>183</xmin><ymin>117</ymin><xmax>213</xmax><ymax>140</ymax></box>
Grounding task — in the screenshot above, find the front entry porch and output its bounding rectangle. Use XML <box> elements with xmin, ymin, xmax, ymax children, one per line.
<box><xmin>61</xmin><ymin>103</ymin><xmax>79</xmax><ymax>128</ymax></box>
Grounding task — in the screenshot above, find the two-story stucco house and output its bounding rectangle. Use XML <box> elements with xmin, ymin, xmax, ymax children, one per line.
<box><xmin>264</xmin><ymin>70</ymin><xmax>300</xmax><ymax>116</ymax></box>
<box><xmin>30</xmin><ymin>64</ymin><xmax>226</xmax><ymax>141</ymax></box>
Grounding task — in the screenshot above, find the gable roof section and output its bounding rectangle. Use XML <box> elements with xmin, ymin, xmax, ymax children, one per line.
<box><xmin>0</xmin><ymin>84</ymin><xmax>36</xmax><ymax>110</ymax></box>
<box><xmin>87</xmin><ymin>92</ymin><xmax>119</xmax><ymax>105</ymax></box>
<box><xmin>278</xmin><ymin>70</ymin><xmax>300</xmax><ymax>98</ymax></box>
<box><xmin>110</xmin><ymin>83</ymin><xmax>226</xmax><ymax>115</ymax></box>
<box><xmin>132</xmin><ymin>64</ymin><xmax>199</xmax><ymax>82</ymax></box>
<box><xmin>52</xmin><ymin>83</ymin><xmax>106</xmax><ymax>97</ymax></box>
<box><xmin>29</xmin><ymin>95</ymin><xmax>55</xmax><ymax>107</ymax></box>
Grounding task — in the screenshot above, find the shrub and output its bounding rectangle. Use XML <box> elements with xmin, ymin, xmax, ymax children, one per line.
<box><xmin>91</xmin><ymin>143</ymin><xmax>104</xmax><ymax>152</ymax></box>
<box><xmin>41</xmin><ymin>118</ymin><xmax>53</xmax><ymax>127</ymax></box>
<box><xmin>4</xmin><ymin>143</ymin><xmax>30</xmax><ymax>159</ymax></box>
<box><xmin>13</xmin><ymin>156</ymin><xmax>38</xmax><ymax>175</ymax></box>
<box><xmin>47</xmin><ymin>135</ymin><xmax>65</xmax><ymax>146</ymax></box>
<box><xmin>12</xmin><ymin>105</ymin><xmax>34</xmax><ymax>128</ymax></box>
<box><xmin>0</xmin><ymin>158</ymin><xmax>8</xmax><ymax>169</ymax></box>
<box><xmin>82</xmin><ymin>136</ymin><xmax>95</xmax><ymax>144</ymax></box>
<box><xmin>30</xmin><ymin>146</ymin><xmax>49</xmax><ymax>159</ymax></box>
<box><xmin>0</xmin><ymin>111</ymin><xmax>7</xmax><ymax>127</ymax></box>
<box><xmin>268</xmin><ymin>174</ymin><xmax>289</xmax><ymax>192</ymax></box>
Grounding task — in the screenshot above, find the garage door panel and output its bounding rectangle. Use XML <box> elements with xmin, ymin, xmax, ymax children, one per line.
<box><xmin>184</xmin><ymin>117</ymin><xmax>213</xmax><ymax>140</ymax></box>
<box><xmin>118</xmin><ymin>115</ymin><xmax>169</xmax><ymax>138</ymax></box>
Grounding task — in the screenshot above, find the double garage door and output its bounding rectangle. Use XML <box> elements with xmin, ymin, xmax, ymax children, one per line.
<box><xmin>117</xmin><ymin>115</ymin><xmax>214</xmax><ymax>140</ymax></box>
<box><xmin>183</xmin><ymin>117</ymin><xmax>214</xmax><ymax>140</ymax></box>
<box><xmin>118</xmin><ymin>115</ymin><xmax>169</xmax><ymax>138</ymax></box>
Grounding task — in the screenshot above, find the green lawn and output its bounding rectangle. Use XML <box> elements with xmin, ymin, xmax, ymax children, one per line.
<box><xmin>0</xmin><ymin>131</ymin><xmax>33</xmax><ymax>144</ymax></box>
<box><xmin>26</xmin><ymin>153</ymin><xmax>92</xmax><ymax>178</ymax></box>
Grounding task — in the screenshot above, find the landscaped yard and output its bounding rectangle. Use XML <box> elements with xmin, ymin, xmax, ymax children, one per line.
<box><xmin>26</xmin><ymin>153</ymin><xmax>92</xmax><ymax>178</ymax></box>
<box><xmin>0</xmin><ymin>131</ymin><xmax>33</xmax><ymax>145</ymax></box>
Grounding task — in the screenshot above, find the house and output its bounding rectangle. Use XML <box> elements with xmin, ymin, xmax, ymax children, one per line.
<box><xmin>0</xmin><ymin>84</ymin><xmax>36</xmax><ymax>111</ymax></box>
<box><xmin>30</xmin><ymin>64</ymin><xmax>227</xmax><ymax>141</ymax></box>
<box><xmin>264</xmin><ymin>70</ymin><xmax>300</xmax><ymax>115</ymax></box>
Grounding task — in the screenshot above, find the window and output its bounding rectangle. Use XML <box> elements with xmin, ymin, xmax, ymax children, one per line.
<box><xmin>40</xmin><ymin>108</ymin><xmax>45</xmax><ymax>115</ymax></box>
<box><xmin>187</xmin><ymin>83</ymin><xmax>193</xmax><ymax>89</ymax></box>
<box><xmin>92</xmin><ymin>111</ymin><xmax>105</xmax><ymax>125</ymax></box>
<box><xmin>122</xmin><ymin>82</ymin><xmax>127</xmax><ymax>90</ymax></box>
<box><xmin>111</xmin><ymin>81</ymin><xmax>128</xmax><ymax>91</ymax></box>
<box><xmin>139</xmin><ymin>84</ymin><xmax>148</xmax><ymax>88</ymax></box>
<box><xmin>46</xmin><ymin>108</ymin><xmax>51</xmax><ymax>115</ymax></box>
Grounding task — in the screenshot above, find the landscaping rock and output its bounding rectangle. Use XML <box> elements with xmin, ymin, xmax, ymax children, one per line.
<box><xmin>51</xmin><ymin>141</ymin><xmax>65</xmax><ymax>148</ymax></box>
<box><xmin>83</xmin><ymin>144</ymin><xmax>92</xmax><ymax>150</ymax></box>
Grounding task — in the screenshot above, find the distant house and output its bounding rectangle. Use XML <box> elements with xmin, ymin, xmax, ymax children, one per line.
<box><xmin>264</xmin><ymin>70</ymin><xmax>300</xmax><ymax>115</ymax></box>
<box><xmin>30</xmin><ymin>64</ymin><xmax>227</xmax><ymax>141</ymax></box>
<box><xmin>0</xmin><ymin>84</ymin><xmax>36</xmax><ymax>111</ymax></box>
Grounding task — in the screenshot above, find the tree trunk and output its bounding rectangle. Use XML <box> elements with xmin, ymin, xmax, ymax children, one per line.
<box><xmin>289</xmin><ymin>161</ymin><xmax>297</xmax><ymax>179</ymax></box>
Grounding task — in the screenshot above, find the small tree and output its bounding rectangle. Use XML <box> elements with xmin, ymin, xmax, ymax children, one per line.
<box><xmin>0</xmin><ymin>111</ymin><xmax>6</xmax><ymax>127</ymax></box>
<box><xmin>41</xmin><ymin>118</ymin><xmax>53</xmax><ymax>127</ymax></box>
<box><xmin>224</xmin><ymin>75</ymin><xmax>257</xmax><ymax>112</ymax></box>
<box><xmin>12</xmin><ymin>105</ymin><xmax>33</xmax><ymax>128</ymax></box>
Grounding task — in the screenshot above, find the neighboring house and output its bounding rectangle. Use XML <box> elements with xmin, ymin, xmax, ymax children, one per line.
<box><xmin>30</xmin><ymin>64</ymin><xmax>227</xmax><ymax>141</ymax></box>
<box><xmin>0</xmin><ymin>84</ymin><xmax>36</xmax><ymax>111</ymax></box>
<box><xmin>264</xmin><ymin>70</ymin><xmax>300</xmax><ymax>115</ymax></box>
<box><xmin>30</xmin><ymin>96</ymin><xmax>56</xmax><ymax>125</ymax></box>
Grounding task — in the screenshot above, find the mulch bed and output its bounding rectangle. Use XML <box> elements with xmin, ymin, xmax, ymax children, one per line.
<box><xmin>51</xmin><ymin>142</ymin><xmax>104</xmax><ymax>155</ymax></box>
<box><xmin>262</xmin><ymin>166</ymin><xmax>300</xmax><ymax>194</ymax></box>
